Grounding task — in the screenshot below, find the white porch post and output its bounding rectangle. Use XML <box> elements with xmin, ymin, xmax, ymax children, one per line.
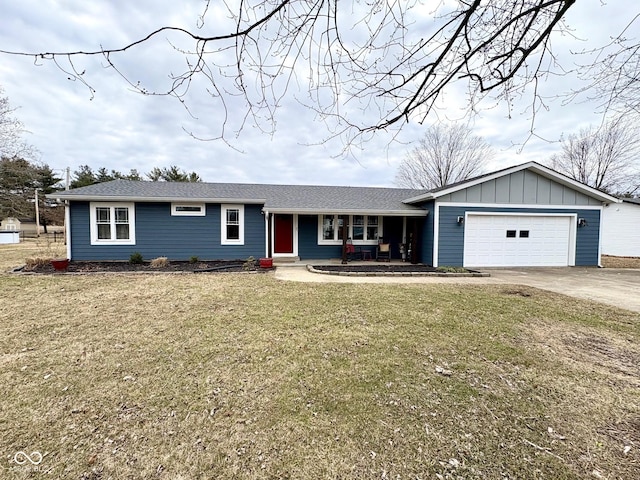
<box><xmin>264</xmin><ymin>210</ymin><xmax>270</xmax><ymax>258</ymax></box>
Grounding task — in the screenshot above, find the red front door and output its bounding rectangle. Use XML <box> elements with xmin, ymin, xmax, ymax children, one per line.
<box><xmin>274</xmin><ymin>214</ymin><xmax>294</xmax><ymax>254</ymax></box>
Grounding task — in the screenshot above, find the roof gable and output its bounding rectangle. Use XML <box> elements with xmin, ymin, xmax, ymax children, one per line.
<box><xmin>404</xmin><ymin>161</ymin><xmax>620</xmax><ymax>205</ymax></box>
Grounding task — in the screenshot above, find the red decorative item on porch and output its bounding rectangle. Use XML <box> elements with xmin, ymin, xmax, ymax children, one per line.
<box><xmin>259</xmin><ymin>258</ymin><xmax>273</xmax><ymax>269</ymax></box>
<box><xmin>50</xmin><ymin>258</ymin><xmax>70</xmax><ymax>271</ymax></box>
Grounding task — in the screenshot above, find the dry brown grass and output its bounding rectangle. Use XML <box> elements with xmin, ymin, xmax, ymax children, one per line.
<box><xmin>0</xmin><ymin>237</ymin><xmax>66</xmax><ymax>272</ymax></box>
<box><xmin>150</xmin><ymin>256</ymin><xmax>170</xmax><ymax>268</ymax></box>
<box><xmin>0</xmin><ymin>243</ymin><xmax>639</xmax><ymax>478</ymax></box>
<box><xmin>601</xmin><ymin>255</ymin><xmax>640</xmax><ymax>269</ymax></box>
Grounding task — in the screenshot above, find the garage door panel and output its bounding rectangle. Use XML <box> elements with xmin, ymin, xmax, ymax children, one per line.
<box><xmin>463</xmin><ymin>215</ymin><xmax>572</xmax><ymax>267</ymax></box>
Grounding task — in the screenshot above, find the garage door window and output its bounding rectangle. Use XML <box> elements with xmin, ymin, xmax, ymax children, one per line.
<box><xmin>506</xmin><ymin>230</ymin><xmax>516</xmax><ymax>238</ymax></box>
<box><xmin>519</xmin><ymin>230</ymin><xmax>529</xmax><ymax>238</ymax></box>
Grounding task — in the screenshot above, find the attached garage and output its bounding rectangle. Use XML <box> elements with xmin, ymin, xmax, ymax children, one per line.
<box><xmin>405</xmin><ymin>162</ymin><xmax>621</xmax><ymax>268</ymax></box>
<box><xmin>463</xmin><ymin>214</ymin><xmax>575</xmax><ymax>267</ymax></box>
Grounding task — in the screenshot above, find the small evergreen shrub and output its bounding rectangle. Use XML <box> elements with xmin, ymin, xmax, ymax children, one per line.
<box><xmin>129</xmin><ymin>252</ymin><xmax>144</xmax><ymax>264</ymax></box>
<box><xmin>189</xmin><ymin>256</ymin><xmax>199</xmax><ymax>264</ymax></box>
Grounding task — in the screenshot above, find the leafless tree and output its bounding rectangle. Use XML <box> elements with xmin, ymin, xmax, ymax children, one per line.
<box><xmin>395</xmin><ymin>123</ymin><xmax>493</xmax><ymax>189</ymax></box>
<box><xmin>0</xmin><ymin>87</ymin><xmax>36</xmax><ymax>160</ymax></box>
<box><xmin>0</xmin><ymin>0</ymin><xmax>590</xmax><ymax>147</ymax></box>
<box><xmin>549</xmin><ymin>117</ymin><xmax>640</xmax><ymax>196</ymax></box>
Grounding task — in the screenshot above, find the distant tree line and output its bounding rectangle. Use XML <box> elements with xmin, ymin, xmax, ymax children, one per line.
<box><xmin>0</xmin><ymin>156</ymin><xmax>64</xmax><ymax>230</ymax></box>
<box><xmin>70</xmin><ymin>164</ymin><xmax>201</xmax><ymax>188</ymax></box>
<box><xmin>1</xmin><ymin>157</ymin><xmax>203</xmax><ymax>229</ymax></box>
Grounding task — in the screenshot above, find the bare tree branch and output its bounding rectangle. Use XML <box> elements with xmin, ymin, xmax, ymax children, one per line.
<box><xmin>8</xmin><ymin>0</ymin><xmax>636</xmax><ymax>149</ymax></box>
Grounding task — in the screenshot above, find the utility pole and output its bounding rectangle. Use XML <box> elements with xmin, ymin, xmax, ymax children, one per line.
<box><xmin>34</xmin><ymin>188</ymin><xmax>40</xmax><ymax>237</ymax></box>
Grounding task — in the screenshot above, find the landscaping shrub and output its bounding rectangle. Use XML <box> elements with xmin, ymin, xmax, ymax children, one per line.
<box><xmin>129</xmin><ymin>252</ymin><xmax>144</xmax><ymax>264</ymax></box>
<box><xmin>150</xmin><ymin>257</ymin><xmax>169</xmax><ymax>268</ymax></box>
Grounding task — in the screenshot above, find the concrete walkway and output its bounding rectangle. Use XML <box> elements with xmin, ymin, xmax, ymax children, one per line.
<box><xmin>274</xmin><ymin>265</ymin><xmax>640</xmax><ymax>313</ymax></box>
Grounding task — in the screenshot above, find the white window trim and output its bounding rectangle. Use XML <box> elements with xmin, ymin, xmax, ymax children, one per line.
<box><xmin>89</xmin><ymin>202</ymin><xmax>136</xmax><ymax>246</ymax></box>
<box><xmin>221</xmin><ymin>204</ymin><xmax>244</xmax><ymax>245</ymax></box>
<box><xmin>317</xmin><ymin>214</ymin><xmax>382</xmax><ymax>245</ymax></box>
<box><xmin>171</xmin><ymin>203</ymin><xmax>206</xmax><ymax>216</ymax></box>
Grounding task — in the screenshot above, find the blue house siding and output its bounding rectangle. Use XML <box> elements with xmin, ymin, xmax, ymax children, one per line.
<box><xmin>418</xmin><ymin>201</ymin><xmax>435</xmax><ymax>265</ymax></box>
<box><xmin>297</xmin><ymin>215</ymin><xmax>342</xmax><ymax>259</ymax></box>
<box><xmin>574</xmin><ymin>210</ymin><xmax>601</xmax><ymax>265</ymax></box>
<box><xmin>437</xmin><ymin>205</ymin><xmax>601</xmax><ymax>266</ymax></box>
<box><xmin>70</xmin><ymin>201</ymin><xmax>265</xmax><ymax>261</ymax></box>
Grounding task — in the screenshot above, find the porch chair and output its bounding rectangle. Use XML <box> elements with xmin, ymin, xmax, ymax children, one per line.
<box><xmin>376</xmin><ymin>239</ymin><xmax>391</xmax><ymax>262</ymax></box>
<box><xmin>346</xmin><ymin>238</ymin><xmax>362</xmax><ymax>261</ymax></box>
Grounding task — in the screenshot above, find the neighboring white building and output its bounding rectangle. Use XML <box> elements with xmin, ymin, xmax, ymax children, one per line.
<box><xmin>601</xmin><ymin>198</ymin><xmax>640</xmax><ymax>257</ymax></box>
<box><xmin>1</xmin><ymin>217</ymin><xmax>21</xmax><ymax>231</ymax></box>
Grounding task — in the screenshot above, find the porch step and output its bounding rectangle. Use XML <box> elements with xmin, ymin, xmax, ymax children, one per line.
<box><xmin>272</xmin><ymin>256</ymin><xmax>300</xmax><ymax>264</ymax></box>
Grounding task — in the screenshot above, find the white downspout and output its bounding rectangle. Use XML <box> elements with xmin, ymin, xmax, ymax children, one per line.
<box><xmin>65</xmin><ymin>201</ymin><xmax>72</xmax><ymax>260</ymax></box>
<box><xmin>264</xmin><ymin>210</ymin><xmax>270</xmax><ymax>258</ymax></box>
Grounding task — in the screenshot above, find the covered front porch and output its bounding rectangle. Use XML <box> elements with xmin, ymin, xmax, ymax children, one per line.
<box><xmin>262</xmin><ymin>211</ymin><xmax>428</xmax><ymax>264</ymax></box>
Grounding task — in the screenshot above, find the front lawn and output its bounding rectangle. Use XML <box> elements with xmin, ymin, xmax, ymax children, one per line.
<box><xmin>0</xmin><ymin>248</ymin><xmax>638</xmax><ymax>478</ymax></box>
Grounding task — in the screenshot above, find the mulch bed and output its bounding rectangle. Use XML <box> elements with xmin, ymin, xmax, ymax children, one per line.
<box><xmin>312</xmin><ymin>264</ymin><xmax>441</xmax><ymax>273</ymax></box>
<box><xmin>22</xmin><ymin>260</ymin><xmax>270</xmax><ymax>274</ymax></box>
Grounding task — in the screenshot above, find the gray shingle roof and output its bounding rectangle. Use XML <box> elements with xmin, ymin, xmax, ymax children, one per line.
<box><xmin>51</xmin><ymin>180</ymin><xmax>428</xmax><ymax>214</ymax></box>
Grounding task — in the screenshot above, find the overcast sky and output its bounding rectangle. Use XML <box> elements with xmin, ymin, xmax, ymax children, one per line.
<box><xmin>0</xmin><ymin>0</ymin><xmax>635</xmax><ymax>187</ymax></box>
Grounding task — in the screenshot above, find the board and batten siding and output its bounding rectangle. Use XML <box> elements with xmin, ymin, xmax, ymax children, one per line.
<box><xmin>437</xmin><ymin>206</ymin><xmax>601</xmax><ymax>267</ymax></box>
<box><xmin>438</xmin><ymin>170</ymin><xmax>601</xmax><ymax>206</ymax></box>
<box><xmin>70</xmin><ymin>201</ymin><xmax>265</xmax><ymax>261</ymax></box>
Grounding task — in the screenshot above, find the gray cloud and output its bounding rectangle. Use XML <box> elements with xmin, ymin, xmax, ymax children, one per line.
<box><xmin>0</xmin><ymin>0</ymin><xmax>635</xmax><ymax>186</ymax></box>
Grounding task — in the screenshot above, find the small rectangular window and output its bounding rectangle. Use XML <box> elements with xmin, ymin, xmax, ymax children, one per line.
<box><xmin>519</xmin><ymin>230</ymin><xmax>529</xmax><ymax>238</ymax></box>
<box><xmin>96</xmin><ymin>207</ymin><xmax>111</xmax><ymax>239</ymax></box>
<box><xmin>322</xmin><ymin>215</ymin><xmax>335</xmax><ymax>240</ymax></box>
<box><xmin>352</xmin><ymin>215</ymin><xmax>365</xmax><ymax>240</ymax></box>
<box><xmin>366</xmin><ymin>215</ymin><xmax>379</xmax><ymax>241</ymax></box>
<box><xmin>171</xmin><ymin>203</ymin><xmax>205</xmax><ymax>216</ymax></box>
<box><xmin>226</xmin><ymin>209</ymin><xmax>240</xmax><ymax>240</ymax></box>
<box><xmin>338</xmin><ymin>216</ymin><xmax>346</xmax><ymax>241</ymax></box>
<box><xmin>506</xmin><ymin>230</ymin><xmax>516</xmax><ymax>238</ymax></box>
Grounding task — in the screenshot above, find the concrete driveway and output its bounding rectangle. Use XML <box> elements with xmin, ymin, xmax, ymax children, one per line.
<box><xmin>481</xmin><ymin>267</ymin><xmax>640</xmax><ymax>313</ymax></box>
<box><xmin>274</xmin><ymin>266</ymin><xmax>640</xmax><ymax>313</ymax></box>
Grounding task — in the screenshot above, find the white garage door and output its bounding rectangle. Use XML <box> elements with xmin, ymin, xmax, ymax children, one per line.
<box><xmin>463</xmin><ymin>214</ymin><xmax>572</xmax><ymax>267</ymax></box>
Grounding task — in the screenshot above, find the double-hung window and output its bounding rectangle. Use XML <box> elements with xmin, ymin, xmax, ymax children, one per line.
<box><xmin>90</xmin><ymin>203</ymin><xmax>136</xmax><ymax>245</ymax></box>
<box><xmin>221</xmin><ymin>204</ymin><xmax>244</xmax><ymax>245</ymax></box>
